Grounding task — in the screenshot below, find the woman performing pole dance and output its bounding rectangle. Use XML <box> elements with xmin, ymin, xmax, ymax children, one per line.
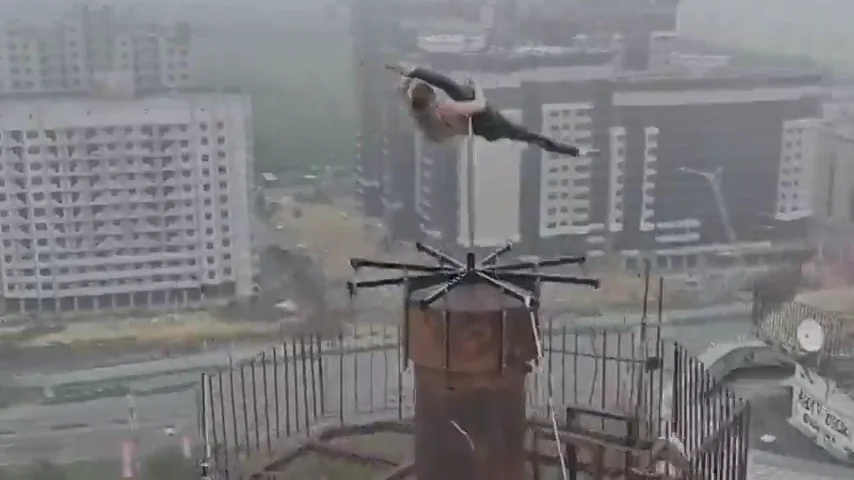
<box><xmin>388</xmin><ymin>62</ymin><xmax>582</xmax><ymax>156</ymax></box>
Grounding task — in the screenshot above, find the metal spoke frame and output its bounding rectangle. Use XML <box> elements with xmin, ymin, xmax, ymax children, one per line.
<box><xmin>347</xmin><ymin>242</ymin><xmax>600</xmax><ymax>308</ymax></box>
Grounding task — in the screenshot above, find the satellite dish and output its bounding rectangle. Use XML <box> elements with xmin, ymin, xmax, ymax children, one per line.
<box><xmin>796</xmin><ymin>318</ymin><xmax>825</xmax><ymax>353</ymax></box>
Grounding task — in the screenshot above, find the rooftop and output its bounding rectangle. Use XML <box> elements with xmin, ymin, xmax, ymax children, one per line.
<box><xmin>750</xmin><ymin>450</ymin><xmax>854</xmax><ymax>480</ymax></box>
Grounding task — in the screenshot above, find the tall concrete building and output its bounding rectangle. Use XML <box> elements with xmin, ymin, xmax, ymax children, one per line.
<box><xmin>811</xmin><ymin>117</ymin><xmax>854</xmax><ymax>233</ymax></box>
<box><xmin>0</xmin><ymin>5</ymin><xmax>255</xmax><ymax>315</ymax></box>
<box><xmin>411</xmin><ymin>42</ymin><xmax>823</xmax><ymax>267</ymax></box>
<box><xmin>0</xmin><ymin>92</ymin><xmax>254</xmax><ymax>314</ymax></box>
<box><xmin>0</xmin><ymin>4</ymin><xmax>193</xmax><ymax>96</ymax></box>
<box><xmin>350</xmin><ymin>0</ymin><xmax>683</xmax><ymax>236</ymax></box>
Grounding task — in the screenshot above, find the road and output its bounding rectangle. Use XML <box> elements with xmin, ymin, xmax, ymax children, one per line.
<box><xmin>0</xmin><ymin>308</ymin><xmax>756</xmax><ymax>466</ymax></box>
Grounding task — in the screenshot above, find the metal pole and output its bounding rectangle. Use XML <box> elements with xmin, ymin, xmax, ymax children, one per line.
<box><xmin>126</xmin><ymin>393</ymin><xmax>140</xmax><ymax>478</ymax></box>
<box><xmin>466</xmin><ymin>117</ymin><xmax>476</xmax><ymax>248</ymax></box>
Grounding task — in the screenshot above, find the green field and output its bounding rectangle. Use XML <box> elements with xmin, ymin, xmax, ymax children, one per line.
<box><xmin>194</xmin><ymin>14</ymin><xmax>356</xmax><ymax>174</ymax></box>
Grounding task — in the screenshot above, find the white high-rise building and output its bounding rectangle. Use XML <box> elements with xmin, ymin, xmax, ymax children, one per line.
<box><xmin>0</xmin><ymin>4</ymin><xmax>193</xmax><ymax>96</ymax></box>
<box><xmin>0</xmin><ymin>92</ymin><xmax>255</xmax><ymax>314</ymax></box>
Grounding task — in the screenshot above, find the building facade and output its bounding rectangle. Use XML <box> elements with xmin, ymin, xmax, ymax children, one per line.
<box><xmin>0</xmin><ymin>92</ymin><xmax>254</xmax><ymax>314</ymax></box>
<box><xmin>351</xmin><ymin>0</ymin><xmax>683</xmax><ymax>237</ymax></box>
<box><xmin>414</xmin><ymin>55</ymin><xmax>823</xmax><ymax>265</ymax></box>
<box><xmin>0</xmin><ymin>4</ymin><xmax>193</xmax><ymax>96</ymax></box>
<box><xmin>812</xmin><ymin>118</ymin><xmax>854</xmax><ymax>229</ymax></box>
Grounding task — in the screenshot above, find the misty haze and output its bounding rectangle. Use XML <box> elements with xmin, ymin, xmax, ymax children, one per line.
<box><xmin>0</xmin><ymin>1</ymin><xmax>851</xmax><ymax>479</ymax></box>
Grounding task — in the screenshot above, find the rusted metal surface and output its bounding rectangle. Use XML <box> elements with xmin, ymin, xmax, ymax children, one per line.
<box><xmin>407</xmin><ymin>283</ymin><xmax>538</xmax><ymax>378</ymax></box>
<box><xmin>408</xmin><ymin>283</ymin><xmax>536</xmax><ymax>480</ymax></box>
<box><xmin>414</xmin><ymin>368</ymin><xmax>527</xmax><ymax>480</ymax></box>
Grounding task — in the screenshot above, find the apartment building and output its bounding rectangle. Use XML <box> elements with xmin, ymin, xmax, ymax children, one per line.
<box><xmin>412</xmin><ymin>44</ymin><xmax>621</xmax><ymax>248</ymax></box>
<box><xmin>811</xmin><ymin>117</ymin><xmax>854</xmax><ymax>240</ymax></box>
<box><xmin>413</xmin><ymin>44</ymin><xmax>823</xmax><ymax>267</ymax></box>
<box><xmin>0</xmin><ymin>92</ymin><xmax>254</xmax><ymax>314</ymax></box>
<box><xmin>0</xmin><ymin>4</ymin><xmax>192</xmax><ymax>96</ymax></box>
<box><xmin>351</xmin><ymin>0</ymin><xmax>682</xmax><ymax>235</ymax></box>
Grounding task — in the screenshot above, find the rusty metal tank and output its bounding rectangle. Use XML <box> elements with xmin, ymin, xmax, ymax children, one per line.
<box><xmin>406</xmin><ymin>282</ymin><xmax>539</xmax><ymax>480</ymax></box>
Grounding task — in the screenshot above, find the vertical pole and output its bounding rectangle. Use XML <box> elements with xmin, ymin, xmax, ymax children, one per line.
<box><xmin>228</xmin><ymin>357</ymin><xmax>238</xmax><ymax>462</ymax></box>
<box><xmin>284</xmin><ymin>341</ymin><xmax>292</xmax><ymax>435</ymax></box>
<box><xmin>217</xmin><ymin>371</ymin><xmax>229</xmax><ymax>475</ymax></box>
<box><xmin>300</xmin><ymin>336</ymin><xmax>312</xmax><ymax>434</ymax></box>
<box><xmin>308</xmin><ymin>335</ymin><xmax>319</xmax><ymax>420</ymax></box>
<box><xmin>466</xmin><ymin>117</ymin><xmax>475</xmax><ymax>248</ymax></box>
<box><xmin>397</xmin><ymin>323</ymin><xmax>404</xmax><ymax>420</ymax></box>
<box><xmin>206</xmin><ymin>376</ymin><xmax>220</xmax><ymax>479</ymax></box>
<box><xmin>200</xmin><ymin>374</ymin><xmax>211</xmax><ymax>465</ymax></box>
<box><xmin>273</xmin><ymin>347</ymin><xmax>280</xmax><ymax>439</ymax></box>
<box><xmin>368</xmin><ymin>324</ymin><xmax>376</xmax><ymax>410</ymax></box>
<box><xmin>316</xmin><ymin>335</ymin><xmax>326</xmax><ymax>416</ymax></box>
<box><xmin>126</xmin><ymin>392</ymin><xmax>140</xmax><ymax>479</ymax></box>
<box><xmin>262</xmin><ymin>351</ymin><xmax>271</xmax><ymax>453</ymax></box>
<box><xmin>635</xmin><ymin>259</ymin><xmax>651</xmax><ymax>429</ymax></box>
<box><xmin>240</xmin><ymin>363</ymin><xmax>250</xmax><ymax>450</ymax></box>
<box><xmin>338</xmin><ymin>330</ymin><xmax>345</xmax><ymax>425</ymax></box>
<box><xmin>250</xmin><ymin>358</ymin><xmax>260</xmax><ymax>451</ymax></box>
<box><xmin>290</xmin><ymin>340</ymin><xmax>300</xmax><ymax>433</ymax></box>
<box><xmin>655</xmin><ymin>277</ymin><xmax>665</xmax><ymax>438</ymax></box>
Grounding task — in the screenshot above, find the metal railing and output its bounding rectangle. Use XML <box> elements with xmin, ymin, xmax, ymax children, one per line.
<box><xmin>199</xmin><ymin>321</ymin><xmax>751</xmax><ymax>479</ymax></box>
<box><xmin>671</xmin><ymin>342</ymin><xmax>751</xmax><ymax>480</ymax></box>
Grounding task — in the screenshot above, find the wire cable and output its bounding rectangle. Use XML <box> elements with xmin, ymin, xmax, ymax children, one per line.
<box><xmin>527</xmin><ymin>305</ymin><xmax>568</xmax><ymax>480</ymax></box>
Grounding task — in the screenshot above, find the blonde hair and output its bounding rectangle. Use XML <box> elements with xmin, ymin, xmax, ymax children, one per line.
<box><xmin>410</xmin><ymin>82</ymin><xmax>435</xmax><ymax>111</ymax></box>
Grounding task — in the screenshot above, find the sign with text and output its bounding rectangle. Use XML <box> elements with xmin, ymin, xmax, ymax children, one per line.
<box><xmin>792</xmin><ymin>386</ymin><xmax>852</xmax><ymax>447</ymax></box>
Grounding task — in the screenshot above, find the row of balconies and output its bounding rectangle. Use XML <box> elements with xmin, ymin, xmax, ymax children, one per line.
<box><xmin>4</xmin><ymin>256</ymin><xmax>198</xmax><ymax>276</ymax></box>
<box><xmin>4</xmin><ymin>265</ymin><xmax>203</xmax><ymax>283</ymax></box>
<box><xmin>1</xmin><ymin>226</ymin><xmax>230</xmax><ymax>243</ymax></box>
<box><xmin>0</xmin><ymin>199</ymin><xmax>229</xmax><ymax>216</ymax></box>
<box><xmin>3</xmin><ymin>276</ymin><xmax>222</xmax><ymax>297</ymax></box>
<box><xmin>0</xmin><ymin>202</ymin><xmax>208</xmax><ymax>216</ymax></box>
<box><xmin>1</xmin><ymin>168</ymin><xmax>228</xmax><ymax>188</ymax></box>
<box><xmin>1</xmin><ymin>226</ymin><xmax>231</xmax><ymax>242</ymax></box>
<box><xmin>3</xmin><ymin>276</ymin><xmax>236</xmax><ymax>299</ymax></box>
<box><xmin>2</xmin><ymin>173</ymin><xmax>221</xmax><ymax>187</ymax></box>
<box><xmin>5</xmin><ymin>125</ymin><xmax>221</xmax><ymax>143</ymax></box>
<box><xmin>3</xmin><ymin>250</ymin><xmax>206</xmax><ymax>268</ymax></box>
<box><xmin>2</xmin><ymin>237</ymin><xmax>208</xmax><ymax>252</ymax></box>
<box><xmin>7</xmin><ymin>144</ymin><xmax>228</xmax><ymax>161</ymax></box>
<box><xmin>1</xmin><ymin>152</ymin><xmax>230</xmax><ymax>171</ymax></box>
<box><xmin>3</xmin><ymin>261</ymin><xmax>229</xmax><ymax>281</ymax></box>
<box><xmin>3</xmin><ymin>131</ymin><xmax>195</xmax><ymax>147</ymax></box>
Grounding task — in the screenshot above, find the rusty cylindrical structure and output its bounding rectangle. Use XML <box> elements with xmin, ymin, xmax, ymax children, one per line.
<box><xmin>407</xmin><ymin>283</ymin><xmax>539</xmax><ymax>480</ymax></box>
